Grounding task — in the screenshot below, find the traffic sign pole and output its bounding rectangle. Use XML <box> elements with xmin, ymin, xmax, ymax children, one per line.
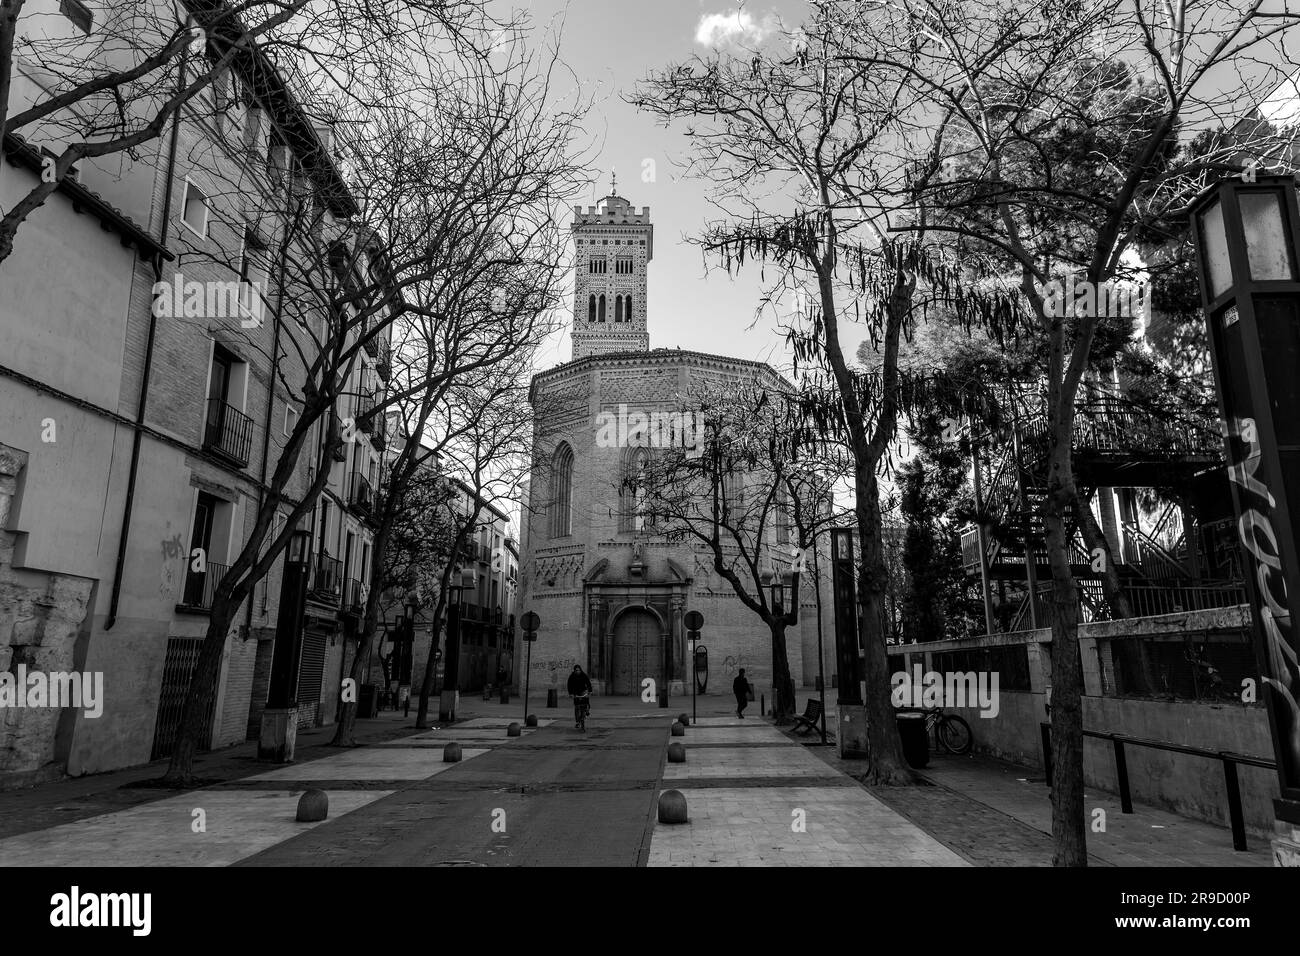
<box><xmin>684</xmin><ymin>611</ymin><xmax>703</xmax><ymax>725</ymax></box>
<box><xmin>520</xmin><ymin>611</ymin><xmax>540</xmax><ymax>724</ymax></box>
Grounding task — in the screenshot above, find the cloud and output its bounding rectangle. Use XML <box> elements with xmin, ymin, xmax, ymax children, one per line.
<box><xmin>695</xmin><ymin>9</ymin><xmax>776</xmax><ymax>48</ymax></box>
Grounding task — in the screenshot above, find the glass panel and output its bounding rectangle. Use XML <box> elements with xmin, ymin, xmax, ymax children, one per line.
<box><xmin>1198</xmin><ymin>198</ymin><xmax>1233</xmax><ymax>298</ymax></box>
<box><xmin>1240</xmin><ymin>191</ymin><xmax>1296</xmax><ymax>281</ymax></box>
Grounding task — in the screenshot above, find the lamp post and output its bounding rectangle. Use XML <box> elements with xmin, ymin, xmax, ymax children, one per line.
<box><xmin>440</xmin><ymin>567</ymin><xmax>475</xmax><ymax>721</ymax></box>
<box><xmin>830</xmin><ymin>527</ymin><xmax>867</xmax><ymax>757</ymax></box>
<box><xmin>260</xmin><ymin>528</ymin><xmax>311</xmax><ymax>761</ymax></box>
<box><xmin>1190</xmin><ymin>173</ymin><xmax>1300</xmax><ymax>865</ymax></box>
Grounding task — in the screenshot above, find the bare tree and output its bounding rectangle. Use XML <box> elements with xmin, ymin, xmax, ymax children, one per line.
<box><xmin>0</xmin><ymin>0</ymin><xmax>497</xmax><ymax>265</ymax></box>
<box><xmin>160</xmin><ymin>23</ymin><xmax>582</xmax><ymax>783</ymax></box>
<box><xmin>413</xmin><ymin>373</ymin><xmax>537</xmax><ymax>728</ymax></box>
<box><xmin>635</xmin><ymin>384</ymin><xmax>844</xmax><ymax>722</ymax></box>
<box><xmin>630</xmin><ymin>2</ymin><xmax>1019</xmax><ymax>782</ymax></box>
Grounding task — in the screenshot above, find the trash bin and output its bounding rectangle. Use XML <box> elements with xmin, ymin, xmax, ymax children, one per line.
<box><xmin>546</xmin><ymin>688</ymin><xmax>558</xmax><ymax>708</ymax></box>
<box><xmin>896</xmin><ymin>711</ymin><xmax>929</xmax><ymax>769</ymax></box>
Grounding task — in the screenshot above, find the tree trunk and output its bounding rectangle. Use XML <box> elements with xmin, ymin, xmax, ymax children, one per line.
<box><xmin>331</xmin><ymin>521</ymin><xmax>392</xmax><ymax>746</ymax></box>
<box><xmin>856</xmin><ymin>466</ymin><xmax>912</xmax><ymax>784</ymax></box>
<box><xmin>1073</xmin><ymin>491</ymin><xmax>1134</xmax><ymax>619</ymax></box>
<box><xmin>1045</xmin><ymin>435</ymin><xmax>1088</xmax><ymax>866</ymax></box>
<box><xmin>415</xmin><ymin>600</ymin><xmax>448</xmax><ymax>729</ymax></box>
<box><xmin>161</xmin><ymin>598</ymin><xmax>238</xmax><ymax>785</ymax></box>
<box><xmin>769</xmin><ymin>619</ymin><xmax>797</xmax><ymax>723</ymax></box>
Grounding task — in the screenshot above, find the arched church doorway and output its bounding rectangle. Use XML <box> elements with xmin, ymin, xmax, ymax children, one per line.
<box><xmin>611</xmin><ymin>608</ymin><xmax>664</xmax><ymax>695</ymax></box>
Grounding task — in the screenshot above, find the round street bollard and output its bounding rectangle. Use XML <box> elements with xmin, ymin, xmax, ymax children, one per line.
<box><xmin>667</xmin><ymin>742</ymin><xmax>686</xmax><ymax>763</ymax></box>
<box><xmin>678</xmin><ymin>713</ymin><xmax>690</xmax><ymax>727</ymax></box>
<box><xmin>443</xmin><ymin>742</ymin><xmax>462</xmax><ymax>762</ymax></box>
<box><xmin>658</xmin><ymin>789</ymin><xmax>688</xmax><ymax>824</ymax></box>
<box><xmin>525</xmin><ymin>714</ymin><xmax>538</xmax><ymax>727</ymax></box>
<box><xmin>670</xmin><ymin>721</ymin><xmax>685</xmax><ymax>737</ymax></box>
<box><xmin>296</xmin><ymin>789</ymin><xmax>329</xmax><ymax>822</ymax></box>
<box><xmin>507</xmin><ymin>722</ymin><xmax>522</xmax><ymax>737</ymax></box>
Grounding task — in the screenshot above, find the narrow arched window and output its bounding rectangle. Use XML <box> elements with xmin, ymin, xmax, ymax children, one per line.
<box><xmin>598</xmin><ymin>294</ymin><xmax>606</xmax><ymax>322</ymax></box>
<box><xmin>625</xmin><ymin>293</ymin><xmax>633</xmax><ymax>321</ymax></box>
<box><xmin>615</xmin><ymin>295</ymin><xmax>624</xmax><ymax>322</ymax></box>
<box><xmin>588</xmin><ymin>294</ymin><xmax>596</xmax><ymax>322</ymax></box>
<box><xmin>550</xmin><ymin>443</ymin><xmax>574</xmax><ymax>538</ymax></box>
<box><xmin>620</xmin><ymin>446</ymin><xmax>651</xmax><ymax>533</ymax></box>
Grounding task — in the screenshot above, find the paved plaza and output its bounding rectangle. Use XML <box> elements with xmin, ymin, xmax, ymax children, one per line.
<box><xmin>0</xmin><ymin>695</ymin><xmax>1271</xmax><ymax>867</ymax></box>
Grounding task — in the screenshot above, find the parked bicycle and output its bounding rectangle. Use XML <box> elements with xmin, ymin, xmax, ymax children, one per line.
<box><xmin>923</xmin><ymin>706</ymin><xmax>973</xmax><ymax>755</ymax></box>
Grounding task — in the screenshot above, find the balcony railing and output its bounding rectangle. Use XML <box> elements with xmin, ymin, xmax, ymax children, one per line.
<box><xmin>355</xmin><ymin>389</ymin><xmax>376</xmax><ymax>435</ymax></box>
<box><xmin>179</xmin><ymin>561</ymin><xmax>230</xmax><ymax>611</ymax></box>
<box><xmin>346</xmin><ymin>577</ymin><xmax>369</xmax><ymax>610</ymax></box>
<box><xmin>203</xmin><ymin>399</ymin><xmax>254</xmax><ymax>467</ymax></box>
<box><xmin>349</xmin><ymin>471</ymin><xmax>373</xmax><ymax>514</ymax></box>
<box><xmin>310</xmin><ymin>553</ymin><xmax>342</xmax><ymax>600</ymax></box>
<box><xmin>376</xmin><ymin>341</ymin><xmax>391</xmax><ymax>381</ymax></box>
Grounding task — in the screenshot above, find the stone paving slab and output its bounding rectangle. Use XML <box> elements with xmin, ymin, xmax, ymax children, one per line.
<box><xmin>0</xmin><ymin>789</ymin><xmax>392</xmax><ymax>866</ymax></box>
<box><xmin>247</xmin><ymin>747</ymin><xmax>489</xmax><ymax>782</ymax></box>
<box><xmin>663</xmin><ymin>746</ymin><xmax>841</xmax><ymax>780</ymax></box>
<box><xmin>648</xmin><ymin>786</ymin><xmax>969</xmax><ymax>867</ymax></box>
<box><xmin>675</xmin><ymin>726</ymin><xmax>793</xmax><ymax>745</ymax></box>
<box><xmin>458</xmin><ymin>717</ymin><xmax>556</xmax><ymax>729</ymax></box>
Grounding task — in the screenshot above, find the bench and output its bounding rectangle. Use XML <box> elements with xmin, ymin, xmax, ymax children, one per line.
<box><xmin>791</xmin><ymin>698</ymin><xmax>823</xmax><ymax>736</ymax></box>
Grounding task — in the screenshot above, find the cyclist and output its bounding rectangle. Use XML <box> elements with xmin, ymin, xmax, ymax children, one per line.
<box><xmin>567</xmin><ymin>664</ymin><xmax>593</xmax><ymax>729</ymax></box>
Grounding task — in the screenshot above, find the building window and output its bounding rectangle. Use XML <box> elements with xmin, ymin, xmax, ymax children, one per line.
<box><xmin>181</xmin><ymin>180</ymin><xmax>209</xmax><ymax>237</ymax></box>
<box><xmin>616</xmin><ymin>257</ymin><xmax>633</xmax><ymax>275</ymax></box>
<box><xmin>614</xmin><ymin>295</ymin><xmax>623</xmax><ymax>323</ymax></box>
<box><xmin>203</xmin><ymin>345</ymin><xmax>253</xmax><ymax>466</ymax></box>
<box><xmin>588</xmin><ymin>258</ymin><xmax>607</xmax><ymax>274</ymax></box>
<box><xmin>284</xmin><ymin>403</ymin><xmax>298</xmax><ymax>437</ymax></box>
<box><xmin>588</xmin><ymin>294</ymin><xmax>596</xmax><ymax>322</ymax></box>
<box><xmin>620</xmin><ymin>446</ymin><xmax>652</xmax><ymax>533</ymax></box>
<box><xmin>598</xmin><ymin>294</ymin><xmax>606</xmax><ymax>323</ymax></box>
<box><xmin>625</xmin><ymin>293</ymin><xmax>634</xmax><ymax>320</ymax></box>
<box><xmin>59</xmin><ymin>0</ymin><xmax>93</xmax><ymax>33</ymax></box>
<box><xmin>550</xmin><ymin>443</ymin><xmax>574</xmax><ymax>538</ymax></box>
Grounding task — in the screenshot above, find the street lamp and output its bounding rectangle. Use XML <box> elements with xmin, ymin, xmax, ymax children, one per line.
<box><xmin>439</xmin><ymin>567</ymin><xmax>475</xmax><ymax>721</ymax></box>
<box><xmin>1190</xmin><ymin>173</ymin><xmax>1300</xmax><ymax>864</ymax></box>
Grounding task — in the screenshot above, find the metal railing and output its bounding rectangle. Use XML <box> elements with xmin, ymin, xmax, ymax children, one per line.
<box><xmin>180</xmin><ymin>561</ymin><xmax>230</xmax><ymax>611</ymax></box>
<box><xmin>203</xmin><ymin>398</ymin><xmax>254</xmax><ymax>466</ymax></box>
<box><xmin>349</xmin><ymin>471</ymin><xmax>373</xmax><ymax>513</ymax></box>
<box><xmin>346</xmin><ymin>577</ymin><xmax>369</xmax><ymax>610</ymax></box>
<box><xmin>311</xmin><ymin>553</ymin><xmax>342</xmax><ymax>599</ymax></box>
<box><xmin>375</xmin><ymin>341</ymin><xmax>391</xmax><ymax>381</ymax></box>
<box><xmin>354</xmin><ymin>389</ymin><xmax>376</xmax><ymax>435</ymax></box>
<box><xmin>1040</xmin><ymin>723</ymin><xmax>1274</xmax><ymax>851</ymax></box>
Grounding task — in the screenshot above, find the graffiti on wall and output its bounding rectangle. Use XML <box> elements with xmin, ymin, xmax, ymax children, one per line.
<box><xmin>1227</xmin><ymin>416</ymin><xmax>1300</xmax><ymax>784</ymax></box>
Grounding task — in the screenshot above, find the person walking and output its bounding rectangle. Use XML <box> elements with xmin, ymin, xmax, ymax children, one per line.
<box><xmin>733</xmin><ymin>668</ymin><xmax>749</xmax><ymax>719</ymax></box>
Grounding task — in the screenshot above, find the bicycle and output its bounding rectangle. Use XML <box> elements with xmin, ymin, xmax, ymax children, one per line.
<box><xmin>923</xmin><ymin>706</ymin><xmax>973</xmax><ymax>755</ymax></box>
<box><xmin>573</xmin><ymin>692</ymin><xmax>590</xmax><ymax>731</ymax></box>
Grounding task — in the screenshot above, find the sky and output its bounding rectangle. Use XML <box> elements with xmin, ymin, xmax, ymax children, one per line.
<box><xmin>504</xmin><ymin>0</ymin><xmax>865</xmax><ymax>373</ymax></box>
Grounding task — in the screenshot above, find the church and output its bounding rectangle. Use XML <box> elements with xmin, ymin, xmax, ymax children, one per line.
<box><xmin>517</xmin><ymin>184</ymin><xmax>830</xmax><ymax>700</ymax></box>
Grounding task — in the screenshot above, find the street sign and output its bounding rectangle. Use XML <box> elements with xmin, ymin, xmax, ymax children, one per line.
<box><xmin>521</xmin><ymin>610</ymin><xmax>541</xmax><ymax>633</ymax></box>
<box><xmin>684</xmin><ymin>610</ymin><xmax>703</xmax><ymax>631</ymax></box>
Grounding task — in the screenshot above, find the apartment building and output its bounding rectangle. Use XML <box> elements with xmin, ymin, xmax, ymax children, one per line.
<box><xmin>0</xmin><ymin>0</ymin><xmax>386</xmax><ymax>780</ymax></box>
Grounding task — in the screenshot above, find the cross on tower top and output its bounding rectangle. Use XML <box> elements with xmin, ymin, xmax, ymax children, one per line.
<box><xmin>610</xmin><ymin>168</ymin><xmax>617</xmax><ymax>195</ymax></box>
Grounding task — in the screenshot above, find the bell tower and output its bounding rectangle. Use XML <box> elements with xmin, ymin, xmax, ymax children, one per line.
<box><xmin>571</xmin><ymin>173</ymin><xmax>653</xmax><ymax>360</ymax></box>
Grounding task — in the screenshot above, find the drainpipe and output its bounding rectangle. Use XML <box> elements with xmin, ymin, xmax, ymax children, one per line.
<box><xmin>105</xmin><ymin>42</ymin><xmax>188</xmax><ymax>630</ymax></box>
